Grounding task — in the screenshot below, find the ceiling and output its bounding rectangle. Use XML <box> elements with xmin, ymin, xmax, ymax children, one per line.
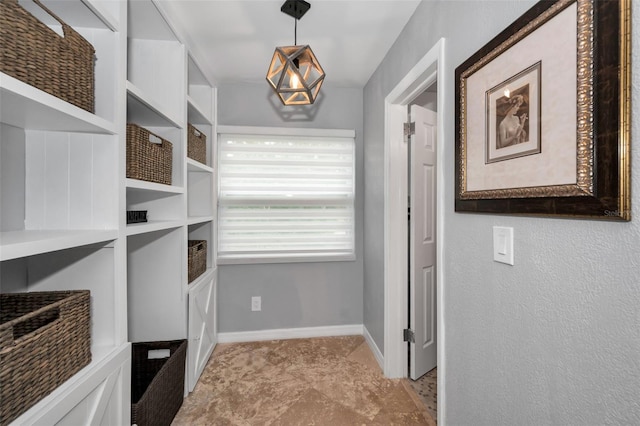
<box><xmin>156</xmin><ymin>0</ymin><xmax>421</xmax><ymax>88</ymax></box>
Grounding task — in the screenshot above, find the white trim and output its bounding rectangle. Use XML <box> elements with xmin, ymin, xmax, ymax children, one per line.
<box><xmin>383</xmin><ymin>38</ymin><xmax>447</xmax><ymax>426</ymax></box>
<box><xmin>217</xmin><ymin>324</ymin><xmax>363</xmax><ymax>343</ymax></box>
<box><xmin>363</xmin><ymin>326</ymin><xmax>384</xmax><ymax>371</ymax></box>
<box><xmin>218</xmin><ymin>125</ymin><xmax>355</xmax><ymax>139</ymax></box>
<box><xmin>217</xmin><ymin>253</ymin><xmax>356</xmax><ymax>265</ymax></box>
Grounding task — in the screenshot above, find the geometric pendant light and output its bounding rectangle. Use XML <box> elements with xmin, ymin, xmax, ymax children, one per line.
<box><xmin>266</xmin><ymin>0</ymin><xmax>325</xmax><ymax>105</ymax></box>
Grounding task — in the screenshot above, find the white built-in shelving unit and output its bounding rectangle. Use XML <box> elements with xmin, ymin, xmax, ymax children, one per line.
<box><xmin>0</xmin><ymin>0</ymin><xmax>131</xmax><ymax>424</ymax></box>
<box><xmin>1</xmin><ymin>0</ymin><xmax>217</xmax><ymax>422</ymax></box>
<box><xmin>125</xmin><ymin>0</ymin><xmax>218</xmax><ymax>395</ymax></box>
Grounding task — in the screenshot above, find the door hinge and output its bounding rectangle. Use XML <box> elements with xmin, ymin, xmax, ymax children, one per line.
<box><xmin>403</xmin><ymin>122</ymin><xmax>415</xmax><ymax>139</ymax></box>
<box><xmin>403</xmin><ymin>328</ymin><xmax>415</xmax><ymax>343</ymax></box>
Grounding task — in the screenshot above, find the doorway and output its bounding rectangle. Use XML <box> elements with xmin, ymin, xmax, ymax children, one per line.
<box><xmin>383</xmin><ymin>38</ymin><xmax>446</xmax><ymax>424</ymax></box>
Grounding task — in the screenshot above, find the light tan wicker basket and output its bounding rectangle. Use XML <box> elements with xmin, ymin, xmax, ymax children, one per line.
<box><xmin>127</xmin><ymin>124</ymin><xmax>173</xmax><ymax>185</ymax></box>
<box><xmin>187</xmin><ymin>124</ymin><xmax>207</xmax><ymax>165</ymax></box>
<box><xmin>187</xmin><ymin>240</ymin><xmax>207</xmax><ymax>283</ymax></box>
<box><xmin>0</xmin><ymin>0</ymin><xmax>95</xmax><ymax>112</ymax></box>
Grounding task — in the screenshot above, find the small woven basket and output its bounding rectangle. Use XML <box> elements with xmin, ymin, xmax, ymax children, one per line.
<box><xmin>0</xmin><ymin>0</ymin><xmax>95</xmax><ymax>112</ymax></box>
<box><xmin>131</xmin><ymin>340</ymin><xmax>187</xmax><ymax>426</ymax></box>
<box><xmin>127</xmin><ymin>124</ymin><xmax>173</xmax><ymax>185</ymax></box>
<box><xmin>187</xmin><ymin>240</ymin><xmax>207</xmax><ymax>283</ymax></box>
<box><xmin>0</xmin><ymin>290</ymin><xmax>92</xmax><ymax>425</ymax></box>
<box><xmin>187</xmin><ymin>124</ymin><xmax>207</xmax><ymax>165</ymax></box>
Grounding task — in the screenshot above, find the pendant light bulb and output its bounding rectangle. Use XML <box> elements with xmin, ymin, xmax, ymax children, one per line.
<box><xmin>290</xmin><ymin>72</ymin><xmax>300</xmax><ymax>89</ymax></box>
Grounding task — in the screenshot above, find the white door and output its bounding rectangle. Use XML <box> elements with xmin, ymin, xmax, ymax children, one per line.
<box><xmin>188</xmin><ymin>273</ymin><xmax>217</xmax><ymax>391</ymax></box>
<box><xmin>409</xmin><ymin>104</ymin><xmax>437</xmax><ymax>380</ymax></box>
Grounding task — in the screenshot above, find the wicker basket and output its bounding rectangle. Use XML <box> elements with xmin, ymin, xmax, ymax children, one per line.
<box><xmin>187</xmin><ymin>124</ymin><xmax>207</xmax><ymax>165</ymax></box>
<box><xmin>0</xmin><ymin>290</ymin><xmax>91</xmax><ymax>425</ymax></box>
<box><xmin>0</xmin><ymin>0</ymin><xmax>95</xmax><ymax>112</ymax></box>
<box><xmin>131</xmin><ymin>340</ymin><xmax>187</xmax><ymax>426</ymax></box>
<box><xmin>127</xmin><ymin>124</ymin><xmax>173</xmax><ymax>185</ymax></box>
<box><xmin>187</xmin><ymin>240</ymin><xmax>207</xmax><ymax>283</ymax></box>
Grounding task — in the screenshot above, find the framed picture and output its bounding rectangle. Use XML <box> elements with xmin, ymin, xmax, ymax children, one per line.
<box><xmin>485</xmin><ymin>61</ymin><xmax>541</xmax><ymax>164</ymax></box>
<box><xmin>454</xmin><ymin>0</ymin><xmax>631</xmax><ymax>220</ymax></box>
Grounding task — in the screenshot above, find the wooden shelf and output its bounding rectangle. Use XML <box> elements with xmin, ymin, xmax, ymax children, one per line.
<box><xmin>127</xmin><ymin>81</ymin><xmax>183</xmax><ymax>128</ymax></box>
<box><xmin>126</xmin><ymin>220</ymin><xmax>183</xmax><ymax>236</ymax></box>
<box><xmin>187</xmin><ymin>96</ymin><xmax>212</xmax><ymax>126</ymax></box>
<box><xmin>0</xmin><ymin>73</ymin><xmax>116</xmax><ymax>134</ymax></box>
<box><xmin>188</xmin><ymin>267</ymin><xmax>216</xmax><ymax>288</ymax></box>
<box><xmin>0</xmin><ymin>229</ymin><xmax>118</xmax><ymax>261</ymax></box>
<box><xmin>126</xmin><ymin>178</ymin><xmax>184</xmax><ymax>194</ymax></box>
<box><xmin>187</xmin><ymin>216</ymin><xmax>214</xmax><ymax>226</ymax></box>
<box><xmin>187</xmin><ymin>158</ymin><xmax>213</xmax><ymax>173</ymax></box>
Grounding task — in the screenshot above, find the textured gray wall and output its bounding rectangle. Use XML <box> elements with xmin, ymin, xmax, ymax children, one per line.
<box><xmin>363</xmin><ymin>0</ymin><xmax>640</xmax><ymax>424</ymax></box>
<box><xmin>217</xmin><ymin>82</ymin><xmax>364</xmax><ymax>332</ymax></box>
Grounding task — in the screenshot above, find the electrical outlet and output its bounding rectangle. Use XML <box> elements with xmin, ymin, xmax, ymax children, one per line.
<box><xmin>251</xmin><ymin>296</ymin><xmax>261</xmax><ymax>312</ymax></box>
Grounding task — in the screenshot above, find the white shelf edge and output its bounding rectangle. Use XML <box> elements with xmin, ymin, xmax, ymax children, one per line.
<box><xmin>187</xmin><ymin>267</ymin><xmax>216</xmax><ymax>289</ymax></box>
<box><xmin>187</xmin><ymin>96</ymin><xmax>212</xmax><ymax>126</ymax></box>
<box><xmin>126</xmin><ymin>178</ymin><xmax>185</xmax><ymax>194</ymax></box>
<box><xmin>80</xmin><ymin>0</ymin><xmax>119</xmax><ymax>32</ymax></box>
<box><xmin>0</xmin><ymin>73</ymin><xmax>116</xmax><ymax>134</ymax></box>
<box><xmin>186</xmin><ymin>158</ymin><xmax>213</xmax><ymax>173</ymax></box>
<box><xmin>126</xmin><ymin>80</ymin><xmax>183</xmax><ymax>128</ymax></box>
<box><xmin>126</xmin><ymin>220</ymin><xmax>183</xmax><ymax>236</ymax></box>
<box><xmin>10</xmin><ymin>343</ymin><xmax>130</xmax><ymax>426</ymax></box>
<box><xmin>0</xmin><ymin>230</ymin><xmax>118</xmax><ymax>261</ymax></box>
<box><xmin>187</xmin><ymin>216</ymin><xmax>214</xmax><ymax>226</ymax></box>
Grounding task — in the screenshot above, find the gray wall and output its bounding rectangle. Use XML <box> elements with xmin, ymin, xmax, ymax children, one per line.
<box><xmin>363</xmin><ymin>1</ymin><xmax>640</xmax><ymax>424</ymax></box>
<box><xmin>217</xmin><ymin>82</ymin><xmax>364</xmax><ymax>332</ymax></box>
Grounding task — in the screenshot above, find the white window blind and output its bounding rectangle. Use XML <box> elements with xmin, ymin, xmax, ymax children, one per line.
<box><xmin>218</xmin><ymin>130</ymin><xmax>355</xmax><ymax>263</ymax></box>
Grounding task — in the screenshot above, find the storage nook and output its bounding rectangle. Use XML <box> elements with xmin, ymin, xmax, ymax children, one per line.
<box><xmin>1</xmin><ymin>0</ymin><xmax>217</xmax><ymax>423</ymax></box>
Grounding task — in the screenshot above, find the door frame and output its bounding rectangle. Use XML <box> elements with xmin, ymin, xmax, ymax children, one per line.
<box><xmin>383</xmin><ymin>38</ymin><xmax>446</xmax><ymax>422</ymax></box>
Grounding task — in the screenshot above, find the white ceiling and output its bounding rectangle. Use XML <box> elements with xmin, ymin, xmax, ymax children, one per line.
<box><xmin>156</xmin><ymin>0</ymin><xmax>421</xmax><ymax>88</ymax></box>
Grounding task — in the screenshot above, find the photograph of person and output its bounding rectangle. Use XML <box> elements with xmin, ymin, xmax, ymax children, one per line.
<box><xmin>495</xmin><ymin>86</ymin><xmax>529</xmax><ymax>149</ymax></box>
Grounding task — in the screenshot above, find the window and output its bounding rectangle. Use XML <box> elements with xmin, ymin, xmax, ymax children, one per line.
<box><xmin>217</xmin><ymin>126</ymin><xmax>355</xmax><ymax>264</ymax></box>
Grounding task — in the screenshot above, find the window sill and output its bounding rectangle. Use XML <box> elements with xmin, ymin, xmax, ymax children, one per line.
<box><xmin>217</xmin><ymin>253</ymin><xmax>356</xmax><ymax>265</ymax></box>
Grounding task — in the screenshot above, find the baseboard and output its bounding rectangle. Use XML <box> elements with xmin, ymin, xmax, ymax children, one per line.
<box><xmin>363</xmin><ymin>325</ymin><xmax>384</xmax><ymax>371</ymax></box>
<box><xmin>217</xmin><ymin>324</ymin><xmax>364</xmax><ymax>343</ymax></box>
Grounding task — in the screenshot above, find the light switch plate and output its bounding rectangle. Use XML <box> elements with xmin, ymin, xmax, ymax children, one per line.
<box><xmin>251</xmin><ymin>296</ymin><xmax>261</xmax><ymax>311</ymax></box>
<box><xmin>493</xmin><ymin>226</ymin><xmax>514</xmax><ymax>265</ymax></box>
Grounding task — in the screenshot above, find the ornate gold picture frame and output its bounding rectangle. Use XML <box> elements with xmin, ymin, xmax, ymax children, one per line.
<box><xmin>454</xmin><ymin>0</ymin><xmax>631</xmax><ymax>220</ymax></box>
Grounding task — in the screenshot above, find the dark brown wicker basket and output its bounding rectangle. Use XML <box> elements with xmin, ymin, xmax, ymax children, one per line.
<box><xmin>187</xmin><ymin>124</ymin><xmax>207</xmax><ymax>165</ymax></box>
<box><xmin>0</xmin><ymin>0</ymin><xmax>95</xmax><ymax>112</ymax></box>
<box><xmin>0</xmin><ymin>290</ymin><xmax>91</xmax><ymax>425</ymax></box>
<box><xmin>127</xmin><ymin>123</ymin><xmax>173</xmax><ymax>185</ymax></box>
<box><xmin>131</xmin><ymin>340</ymin><xmax>187</xmax><ymax>426</ymax></box>
<box><xmin>187</xmin><ymin>240</ymin><xmax>207</xmax><ymax>283</ymax></box>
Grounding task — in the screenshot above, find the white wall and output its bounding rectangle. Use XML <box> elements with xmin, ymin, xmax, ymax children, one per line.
<box><xmin>363</xmin><ymin>1</ymin><xmax>640</xmax><ymax>424</ymax></box>
<box><xmin>217</xmin><ymin>82</ymin><xmax>364</xmax><ymax>332</ymax></box>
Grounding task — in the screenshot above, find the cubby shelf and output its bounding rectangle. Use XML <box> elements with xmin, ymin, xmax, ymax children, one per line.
<box><xmin>127</xmin><ymin>81</ymin><xmax>183</xmax><ymax>128</ymax></box>
<box><xmin>187</xmin><ymin>96</ymin><xmax>212</xmax><ymax>126</ymax></box>
<box><xmin>187</xmin><ymin>216</ymin><xmax>214</xmax><ymax>226</ymax></box>
<box><xmin>0</xmin><ymin>229</ymin><xmax>118</xmax><ymax>261</ymax></box>
<box><xmin>0</xmin><ymin>73</ymin><xmax>116</xmax><ymax>134</ymax></box>
<box><xmin>126</xmin><ymin>220</ymin><xmax>183</xmax><ymax>236</ymax></box>
<box><xmin>187</xmin><ymin>266</ymin><xmax>215</xmax><ymax>287</ymax></box>
<box><xmin>10</xmin><ymin>342</ymin><xmax>130</xmax><ymax>426</ymax></box>
<box><xmin>187</xmin><ymin>157</ymin><xmax>214</xmax><ymax>173</ymax></box>
<box><xmin>126</xmin><ymin>178</ymin><xmax>185</xmax><ymax>194</ymax></box>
